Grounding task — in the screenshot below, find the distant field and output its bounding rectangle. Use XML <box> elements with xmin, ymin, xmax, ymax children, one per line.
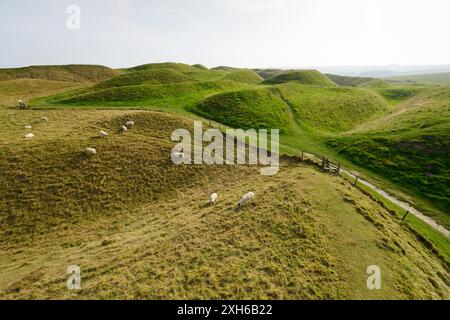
<box><xmin>388</xmin><ymin>72</ymin><xmax>450</xmax><ymax>85</ymax></box>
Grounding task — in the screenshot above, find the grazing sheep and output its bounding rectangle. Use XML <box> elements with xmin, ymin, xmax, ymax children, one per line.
<box><xmin>125</xmin><ymin>121</ymin><xmax>135</xmax><ymax>128</ymax></box>
<box><xmin>41</xmin><ymin>117</ymin><xmax>48</xmax><ymax>122</ymax></box>
<box><xmin>99</xmin><ymin>130</ymin><xmax>109</xmax><ymax>137</ymax></box>
<box><xmin>121</xmin><ymin>125</ymin><xmax>128</xmax><ymax>132</ymax></box>
<box><xmin>24</xmin><ymin>125</ymin><xmax>32</xmax><ymax>129</ymax></box>
<box><xmin>237</xmin><ymin>192</ymin><xmax>255</xmax><ymax>209</ymax></box>
<box><xmin>24</xmin><ymin>133</ymin><xmax>35</xmax><ymax>139</ymax></box>
<box><xmin>85</xmin><ymin>148</ymin><xmax>97</xmax><ymax>156</ymax></box>
<box><xmin>210</xmin><ymin>193</ymin><xmax>218</xmax><ymax>205</ymax></box>
<box><xmin>18</xmin><ymin>100</ymin><xmax>27</xmax><ymax>109</ymax></box>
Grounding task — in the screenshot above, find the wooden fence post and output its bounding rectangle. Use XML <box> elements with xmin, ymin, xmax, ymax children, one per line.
<box><xmin>337</xmin><ymin>163</ymin><xmax>341</xmax><ymax>175</ymax></box>
<box><xmin>301</xmin><ymin>151</ymin><xmax>304</xmax><ymax>161</ymax></box>
<box><xmin>354</xmin><ymin>176</ymin><xmax>359</xmax><ymax>186</ymax></box>
<box><xmin>401</xmin><ymin>210</ymin><xmax>409</xmax><ymax>222</ymax></box>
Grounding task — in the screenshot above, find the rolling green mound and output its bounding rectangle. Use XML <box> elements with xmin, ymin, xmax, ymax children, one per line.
<box><xmin>194</xmin><ymin>87</ymin><xmax>293</xmax><ymax>132</ymax></box>
<box><xmin>253</xmin><ymin>69</ymin><xmax>285</xmax><ymax>80</ymax></box>
<box><xmin>0</xmin><ymin>65</ymin><xmax>118</xmax><ymax>83</ymax></box>
<box><xmin>276</xmin><ymin>83</ymin><xmax>388</xmax><ymax>132</ymax></box>
<box><xmin>126</xmin><ymin>62</ymin><xmax>224</xmax><ymax>82</ymax></box>
<box><xmin>93</xmin><ymin>69</ymin><xmax>192</xmax><ymax>89</ymax></box>
<box><xmin>376</xmin><ymin>86</ymin><xmax>426</xmax><ymax>104</ymax></box>
<box><xmin>326</xmin><ymin>74</ymin><xmax>389</xmax><ymax>88</ymax></box>
<box><xmin>192</xmin><ymin>64</ymin><xmax>209</xmax><ymax>71</ymax></box>
<box><xmin>48</xmin><ymin>80</ymin><xmax>247</xmax><ymax>106</ymax></box>
<box><xmin>221</xmin><ymin>70</ymin><xmax>263</xmax><ymax>84</ymax></box>
<box><xmin>263</xmin><ymin>70</ymin><xmax>336</xmax><ymax>86</ymax></box>
<box><xmin>327</xmin><ymin>87</ymin><xmax>450</xmax><ymax>224</ymax></box>
<box><xmin>0</xmin><ymin>109</ymin><xmax>448</xmax><ymax>299</ymax></box>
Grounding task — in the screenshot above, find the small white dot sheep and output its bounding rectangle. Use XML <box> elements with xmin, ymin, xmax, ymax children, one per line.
<box><xmin>99</xmin><ymin>130</ymin><xmax>109</xmax><ymax>137</ymax></box>
<box><xmin>85</xmin><ymin>148</ymin><xmax>97</xmax><ymax>156</ymax></box>
<box><xmin>24</xmin><ymin>125</ymin><xmax>32</xmax><ymax>129</ymax></box>
<box><xmin>210</xmin><ymin>193</ymin><xmax>218</xmax><ymax>205</ymax></box>
<box><xmin>41</xmin><ymin>117</ymin><xmax>48</xmax><ymax>122</ymax></box>
<box><xmin>121</xmin><ymin>125</ymin><xmax>128</xmax><ymax>132</ymax></box>
<box><xmin>125</xmin><ymin>121</ymin><xmax>135</xmax><ymax>128</ymax></box>
<box><xmin>237</xmin><ymin>192</ymin><xmax>255</xmax><ymax>209</ymax></box>
<box><xmin>24</xmin><ymin>133</ymin><xmax>35</xmax><ymax>139</ymax></box>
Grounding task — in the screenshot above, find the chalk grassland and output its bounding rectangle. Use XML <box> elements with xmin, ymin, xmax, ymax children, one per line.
<box><xmin>0</xmin><ymin>64</ymin><xmax>119</xmax><ymax>107</ymax></box>
<box><xmin>10</xmin><ymin>63</ymin><xmax>450</xmax><ymax>232</ymax></box>
<box><xmin>0</xmin><ymin>79</ymin><xmax>87</xmax><ymax>106</ymax></box>
<box><xmin>328</xmin><ymin>87</ymin><xmax>450</xmax><ymax>229</ymax></box>
<box><xmin>388</xmin><ymin>72</ymin><xmax>450</xmax><ymax>85</ymax></box>
<box><xmin>0</xmin><ymin>110</ymin><xmax>448</xmax><ymax>299</ymax></box>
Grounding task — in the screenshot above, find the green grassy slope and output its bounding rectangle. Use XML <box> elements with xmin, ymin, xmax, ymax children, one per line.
<box><xmin>0</xmin><ymin>79</ymin><xmax>87</xmax><ymax>106</ymax></box>
<box><xmin>0</xmin><ymin>65</ymin><xmax>119</xmax><ymax>83</ymax></box>
<box><xmin>0</xmin><ymin>109</ymin><xmax>448</xmax><ymax>299</ymax></box>
<box><xmin>193</xmin><ymin>87</ymin><xmax>293</xmax><ymax>133</ymax></box>
<box><xmin>127</xmin><ymin>62</ymin><xmax>225</xmax><ymax>82</ymax></box>
<box><xmin>93</xmin><ymin>69</ymin><xmax>192</xmax><ymax>89</ymax></box>
<box><xmin>221</xmin><ymin>70</ymin><xmax>263</xmax><ymax>84</ymax></box>
<box><xmin>276</xmin><ymin>83</ymin><xmax>388</xmax><ymax>132</ymax></box>
<box><xmin>263</xmin><ymin>70</ymin><xmax>336</xmax><ymax>86</ymax></box>
<box><xmin>388</xmin><ymin>72</ymin><xmax>450</xmax><ymax>85</ymax></box>
<box><xmin>375</xmin><ymin>86</ymin><xmax>427</xmax><ymax>105</ymax></box>
<box><xmin>253</xmin><ymin>69</ymin><xmax>286</xmax><ymax>80</ymax></box>
<box><xmin>39</xmin><ymin>80</ymin><xmax>248</xmax><ymax>108</ymax></box>
<box><xmin>328</xmin><ymin>87</ymin><xmax>450</xmax><ymax>225</ymax></box>
<box><xmin>326</xmin><ymin>74</ymin><xmax>389</xmax><ymax>88</ymax></box>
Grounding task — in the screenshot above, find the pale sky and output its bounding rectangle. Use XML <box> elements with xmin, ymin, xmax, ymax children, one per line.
<box><xmin>1</xmin><ymin>0</ymin><xmax>449</xmax><ymax>69</ymax></box>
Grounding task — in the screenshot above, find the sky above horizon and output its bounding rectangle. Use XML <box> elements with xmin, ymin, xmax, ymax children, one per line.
<box><xmin>1</xmin><ymin>0</ymin><xmax>449</xmax><ymax>69</ymax></box>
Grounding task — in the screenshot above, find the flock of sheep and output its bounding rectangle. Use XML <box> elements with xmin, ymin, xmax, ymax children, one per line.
<box><xmin>21</xmin><ymin>111</ymin><xmax>256</xmax><ymax>210</ymax></box>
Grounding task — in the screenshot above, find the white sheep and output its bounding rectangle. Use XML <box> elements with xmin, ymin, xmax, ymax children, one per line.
<box><xmin>24</xmin><ymin>125</ymin><xmax>32</xmax><ymax>129</ymax></box>
<box><xmin>121</xmin><ymin>125</ymin><xmax>128</xmax><ymax>132</ymax></box>
<box><xmin>210</xmin><ymin>193</ymin><xmax>218</xmax><ymax>205</ymax></box>
<box><xmin>237</xmin><ymin>192</ymin><xmax>255</xmax><ymax>209</ymax></box>
<box><xmin>18</xmin><ymin>100</ymin><xmax>27</xmax><ymax>109</ymax></box>
<box><xmin>99</xmin><ymin>130</ymin><xmax>109</xmax><ymax>137</ymax></box>
<box><xmin>41</xmin><ymin>117</ymin><xmax>48</xmax><ymax>122</ymax></box>
<box><xmin>24</xmin><ymin>133</ymin><xmax>35</xmax><ymax>139</ymax></box>
<box><xmin>85</xmin><ymin>148</ymin><xmax>97</xmax><ymax>156</ymax></box>
<box><xmin>125</xmin><ymin>121</ymin><xmax>135</xmax><ymax>128</ymax></box>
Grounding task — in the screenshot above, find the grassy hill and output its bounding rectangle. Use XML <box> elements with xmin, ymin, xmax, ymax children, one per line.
<box><xmin>93</xmin><ymin>69</ymin><xmax>192</xmax><ymax>89</ymax></box>
<box><xmin>328</xmin><ymin>87</ymin><xmax>450</xmax><ymax>227</ymax></box>
<box><xmin>263</xmin><ymin>70</ymin><xmax>336</xmax><ymax>86</ymax></box>
<box><xmin>193</xmin><ymin>87</ymin><xmax>293</xmax><ymax>133</ymax></box>
<box><xmin>126</xmin><ymin>62</ymin><xmax>225</xmax><ymax>82</ymax></box>
<box><xmin>326</xmin><ymin>74</ymin><xmax>389</xmax><ymax>88</ymax></box>
<box><xmin>0</xmin><ymin>79</ymin><xmax>86</xmax><ymax>106</ymax></box>
<box><xmin>388</xmin><ymin>72</ymin><xmax>450</xmax><ymax>85</ymax></box>
<box><xmin>0</xmin><ymin>109</ymin><xmax>448</xmax><ymax>299</ymax></box>
<box><xmin>221</xmin><ymin>70</ymin><xmax>263</xmax><ymax>85</ymax></box>
<box><xmin>40</xmin><ymin>80</ymin><xmax>248</xmax><ymax>110</ymax></box>
<box><xmin>276</xmin><ymin>83</ymin><xmax>388</xmax><ymax>132</ymax></box>
<box><xmin>253</xmin><ymin>69</ymin><xmax>286</xmax><ymax>80</ymax></box>
<box><xmin>0</xmin><ymin>65</ymin><xmax>119</xmax><ymax>83</ymax></box>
